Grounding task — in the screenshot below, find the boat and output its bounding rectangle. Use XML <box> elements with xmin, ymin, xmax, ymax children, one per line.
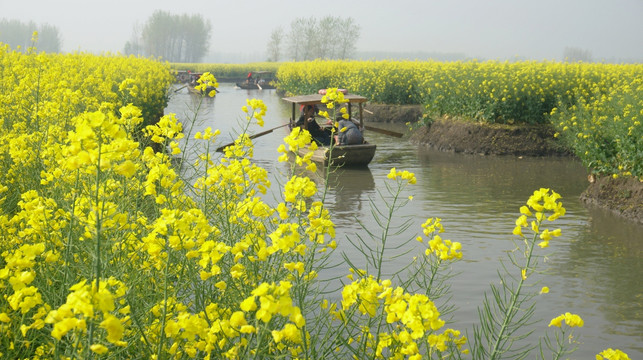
<box><xmin>187</xmin><ymin>84</ymin><xmax>218</xmax><ymax>95</ymax></box>
<box><xmin>282</xmin><ymin>92</ymin><xmax>376</xmax><ymax>167</ymax></box>
<box><xmin>236</xmin><ymin>71</ymin><xmax>276</xmax><ymax>90</ymax></box>
<box><xmin>186</xmin><ymin>72</ymin><xmax>218</xmax><ymax>95</ymax></box>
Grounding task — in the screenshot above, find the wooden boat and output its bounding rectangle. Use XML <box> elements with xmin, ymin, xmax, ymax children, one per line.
<box><xmin>236</xmin><ymin>71</ymin><xmax>276</xmax><ymax>90</ymax></box>
<box><xmin>187</xmin><ymin>85</ymin><xmax>218</xmax><ymax>95</ymax></box>
<box><xmin>186</xmin><ymin>72</ymin><xmax>218</xmax><ymax>95</ymax></box>
<box><xmin>282</xmin><ymin>92</ymin><xmax>376</xmax><ymax>167</ymax></box>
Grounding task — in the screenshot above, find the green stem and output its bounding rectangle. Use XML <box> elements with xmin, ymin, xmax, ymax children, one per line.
<box><xmin>488</xmin><ymin>228</ymin><xmax>538</xmax><ymax>360</ymax></box>
<box><xmin>61</xmin><ymin>170</ymin><xmax>80</xmax><ymax>299</ymax></box>
<box><xmin>156</xmin><ymin>243</ymin><xmax>171</xmax><ymax>360</ymax></box>
<box><xmin>87</xmin><ymin>140</ymin><xmax>104</xmax><ymax>358</ymax></box>
<box><xmin>375</xmin><ymin>185</ymin><xmax>400</xmax><ymax>281</ymax></box>
<box><xmin>177</xmin><ymin>93</ymin><xmax>203</xmax><ymax>175</ymax></box>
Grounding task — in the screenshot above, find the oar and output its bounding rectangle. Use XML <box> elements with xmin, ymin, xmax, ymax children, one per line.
<box><xmin>361</xmin><ymin>108</ymin><xmax>404</xmax><ymax>137</ymax></box>
<box><xmin>363</xmin><ymin>125</ymin><xmax>404</xmax><ymax>138</ymax></box>
<box><xmin>174</xmin><ymin>85</ymin><xmax>187</xmax><ymax>92</ymax></box>
<box><xmin>215</xmin><ymin>123</ymin><xmax>290</xmax><ymax>152</ymax></box>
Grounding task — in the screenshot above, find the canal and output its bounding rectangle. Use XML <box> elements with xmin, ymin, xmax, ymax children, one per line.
<box><xmin>166</xmin><ymin>83</ymin><xmax>642</xmax><ymax>359</ymax></box>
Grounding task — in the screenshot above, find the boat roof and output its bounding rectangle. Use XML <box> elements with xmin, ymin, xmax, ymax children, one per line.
<box><xmin>282</xmin><ymin>94</ymin><xmax>368</xmax><ymax>106</ymax></box>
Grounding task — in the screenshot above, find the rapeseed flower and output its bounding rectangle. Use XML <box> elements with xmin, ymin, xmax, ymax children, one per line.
<box><xmin>548</xmin><ymin>312</ymin><xmax>584</xmax><ymax>328</ymax></box>
<box><xmin>596</xmin><ymin>348</ymin><xmax>631</xmax><ymax>360</ymax></box>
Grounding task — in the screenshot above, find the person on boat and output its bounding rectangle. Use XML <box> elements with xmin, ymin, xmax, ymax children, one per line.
<box><xmin>334</xmin><ymin>116</ymin><xmax>364</xmax><ymax>145</ymax></box>
<box><xmin>296</xmin><ymin>105</ymin><xmax>332</xmax><ymax>146</ymax></box>
<box><xmin>246</xmin><ymin>72</ymin><xmax>253</xmax><ymax>84</ymax></box>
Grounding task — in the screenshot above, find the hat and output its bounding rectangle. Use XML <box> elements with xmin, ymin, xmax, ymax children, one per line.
<box><xmin>301</xmin><ymin>104</ymin><xmax>317</xmax><ymax>112</ymax></box>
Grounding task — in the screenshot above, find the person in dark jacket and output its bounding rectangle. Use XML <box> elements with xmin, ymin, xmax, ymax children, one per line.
<box><xmin>334</xmin><ymin>117</ymin><xmax>364</xmax><ymax>145</ymax></box>
<box><xmin>296</xmin><ymin>105</ymin><xmax>331</xmax><ymax>145</ymax></box>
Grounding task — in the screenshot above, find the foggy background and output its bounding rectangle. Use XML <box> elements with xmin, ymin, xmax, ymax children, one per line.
<box><xmin>1</xmin><ymin>0</ymin><xmax>642</xmax><ymax>63</ymax></box>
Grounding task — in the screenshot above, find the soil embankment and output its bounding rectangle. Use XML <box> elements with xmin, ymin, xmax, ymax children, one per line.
<box><xmin>363</xmin><ymin>104</ymin><xmax>643</xmax><ymax>224</ymax></box>
<box><xmin>409</xmin><ymin>117</ymin><xmax>570</xmax><ymax>156</ymax></box>
<box><xmin>581</xmin><ymin>175</ymin><xmax>643</xmax><ymax>225</ymax></box>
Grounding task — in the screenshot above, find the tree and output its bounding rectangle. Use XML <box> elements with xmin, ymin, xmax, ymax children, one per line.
<box><xmin>37</xmin><ymin>24</ymin><xmax>62</xmax><ymax>53</ymax></box>
<box><xmin>563</xmin><ymin>46</ymin><xmax>593</xmax><ymax>62</ymax></box>
<box><xmin>336</xmin><ymin>17</ymin><xmax>360</xmax><ymax>59</ymax></box>
<box><xmin>135</xmin><ymin>10</ymin><xmax>212</xmax><ymax>62</ymax></box>
<box><xmin>0</xmin><ymin>19</ymin><xmax>62</xmax><ymax>52</ymax></box>
<box><xmin>123</xmin><ymin>22</ymin><xmax>143</xmax><ymax>56</ymax></box>
<box><xmin>266</xmin><ymin>26</ymin><xmax>284</xmax><ymax>62</ymax></box>
<box><xmin>282</xmin><ymin>16</ymin><xmax>360</xmax><ymax>61</ymax></box>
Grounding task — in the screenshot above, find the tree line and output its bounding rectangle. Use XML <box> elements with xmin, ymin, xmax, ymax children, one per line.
<box><xmin>0</xmin><ymin>19</ymin><xmax>62</xmax><ymax>52</ymax></box>
<box><xmin>266</xmin><ymin>16</ymin><xmax>360</xmax><ymax>62</ymax></box>
<box><xmin>124</xmin><ymin>10</ymin><xmax>212</xmax><ymax>63</ymax></box>
<box><xmin>2</xmin><ymin>13</ymin><xmax>359</xmax><ymax>63</ymax></box>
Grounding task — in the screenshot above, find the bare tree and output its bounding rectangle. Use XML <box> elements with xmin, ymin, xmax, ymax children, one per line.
<box><xmin>317</xmin><ymin>16</ymin><xmax>338</xmax><ymax>59</ymax></box>
<box><xmin>283</xmin><ymin>16</ymin><xmax>360</xmax><ymax>61</ymax></box>
<box><xmin>123</xmin><ymin>22</ymin><xmax>143</xmax><ymax>56</ymax></box>
<box><xmin>266</xmin><ymin>26</ymin><xmax>284</xmax><ymax>62</ymax></box>
<box><xmin>288</xmin><ymin>17</ymin><xmax>317</xmax><ymax>61</ymax></box>
<box><xmin>336</xmin><ymin>17</ymin><xmax>360</xmax><ymax>59</ymax></box>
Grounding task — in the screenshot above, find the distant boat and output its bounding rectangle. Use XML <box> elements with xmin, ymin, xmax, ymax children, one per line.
<box><xmin>187</xmin><ymin>85</ymin><xmax>218</xmax><ymax>95</ymax></box>
<box><xmin>186</xmin><ymin>72</ymin><xmax>218</xmax><ymax>95</ymax></box>
<box><xmin>236</xmin><ymin>71</ymin><xmax>276</xmax><ymax>90</ymax></box>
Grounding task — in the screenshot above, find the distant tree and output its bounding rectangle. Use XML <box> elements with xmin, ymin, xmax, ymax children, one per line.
<box><xmin>316</xmin><ymin>16</ymin><xmax>343</xmax><ymax>59</ymax></box>
<box><xmin>266</xmin><ymin>26</ymin><xmax>284</xmax><ymax>62</ymax></box>
<box><xmin>0</xmin><ymin>19</ymin><xmax>62</xmax><ymax>52</ymax></box>
<box><xmin>336</xmin><ymin>17</ymin><xmax>360</xmax><ymax>59</ymax></box>
<box><xmin>123</xmin><ymin>22</ymin><xmax>143</xmax><ymax>56</ymax></box>
<box><xmin>37</xmin><ymin>24</ymin><xmax>62</xmax><ymax>53</ymax></box>
<box><xmin>283</xmin><ymin>16</ymin><xmax>360</xmax><ymax>61</ymax></box>
<box><xmin>136</xmin><ymin>10</ymin><xmax>211</xmax><ymax>62</ymax></box>
<box><xmin>563</xmin><ymin>46</ymin><xmax>593</xmax><ymax>62</ymax></box>
<box><xmin>181</xmin><ymin>14</ymin><xmax>211</xmax><ymax>63</ymax></box>
<box><xmin>287</xmin><ymin>17</ymin><xmax>315</xmax><ymax>61</ymax></box>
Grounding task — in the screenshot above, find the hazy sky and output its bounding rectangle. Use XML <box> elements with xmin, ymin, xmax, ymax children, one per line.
<box><xmin>2</xmin><ymin>0</ymin><xmax>642</xmax><ymax>61</ymax></box>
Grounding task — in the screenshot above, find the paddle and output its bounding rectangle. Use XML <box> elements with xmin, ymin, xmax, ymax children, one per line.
<box><xmin>174</xmin><ymin>85</ymin><xmax>187</xmax><ymax>92</ymax></box>
<box><xmin>363</xmin><ymin>125</ymin><xmax>404</xmax><ymax>138</ymax></box>
<box><xmin>215</xmin><ymin>123</ymin><xmax>290</xmax><ymax>152</ymax></box>
<box><xmin>361</xmin><ymin>109</ymin><xmax>405</xmax><ymax>138</ymax></box>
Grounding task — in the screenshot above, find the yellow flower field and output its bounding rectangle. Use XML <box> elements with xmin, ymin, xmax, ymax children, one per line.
<box><xmin>1</xmin><ymin>44</ymin><xmax>632</xmax><ymax>359</ymax></box>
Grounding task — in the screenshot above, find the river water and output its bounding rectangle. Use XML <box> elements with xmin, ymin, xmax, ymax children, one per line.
<box><xmin>166</xmin><ymin>83</ymin><xmax>642</xmax><ymax>359</ymax></box>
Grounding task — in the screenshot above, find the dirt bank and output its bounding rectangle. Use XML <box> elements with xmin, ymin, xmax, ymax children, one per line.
<box><xmin>409</xmin><ymin>116</ymin><xmax>570</xmax><ymax>156</ymax></box>
<box><xmin>363</xmin><ymin>104</ymin><xmax>424</xmax><ymax>124</ymax></box>
<box><xmin>580</xmin><ymin>175</ymin><xmax>643</xmax><ymax>225</ymax></box>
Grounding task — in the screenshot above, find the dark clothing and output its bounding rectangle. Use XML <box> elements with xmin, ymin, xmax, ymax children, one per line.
<box><xmin>336</xmin><ymin>119</ymin><xmax>364</xmax><ymax>145</ymax></box>
<box><xmin>296</xmin><ymin>115</ymin><xmax>331</xmax><ymax>146</ymax></box>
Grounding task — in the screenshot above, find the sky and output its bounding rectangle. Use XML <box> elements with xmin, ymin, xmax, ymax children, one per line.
<box><xmin>1</xmin><ymin>0</ymin><xmax>642</xmax><ymax>62</ymax></box>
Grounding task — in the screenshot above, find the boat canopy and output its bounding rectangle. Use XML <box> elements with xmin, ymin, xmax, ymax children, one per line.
<box><xmin>282</xmin><ymin>94</ymin><xmax>368</xmax><ymax>106</ymax></box>
<box><xmin>283</xmin><ymin>93</ymin><xmax>368</xmax><ymax>126</ymax></box>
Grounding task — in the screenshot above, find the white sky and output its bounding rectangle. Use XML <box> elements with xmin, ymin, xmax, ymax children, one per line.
<box><xmin>1</xmin><ymin>0</ymin><xmax>642</xmax><ymax>61</ymax></box>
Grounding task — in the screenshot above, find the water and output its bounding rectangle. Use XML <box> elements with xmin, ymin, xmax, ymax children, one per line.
<box><xmin>167</xmin><ymin>83</ymin><xmax>643</xmax><ymax>359</ymax></box>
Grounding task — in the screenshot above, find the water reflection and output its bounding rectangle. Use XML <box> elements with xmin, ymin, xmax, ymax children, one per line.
<box><xmin>550</xmin><ymin>206</ymin><xmax>643</xmax><ymax>355</ymax></box>
<box><xmin>320</xmin><ymin>167</ymin><xmax>376</xmax><ymax>227</ymax></box>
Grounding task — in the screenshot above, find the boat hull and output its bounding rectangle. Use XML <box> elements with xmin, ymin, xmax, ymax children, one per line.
<box><xmin>235</xmin><ymin>82</ymin><xmax>276</xmax><ymax>90</ymax></box>
<box><xmin>187</xmin><ymin>85</ymin><xmax>217</xmax><ymax>95</ymax></box>
<box><xmin>298</xmin><ymin>143</ymin><xmax>376</xmax><ymax>167</ymax></box>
